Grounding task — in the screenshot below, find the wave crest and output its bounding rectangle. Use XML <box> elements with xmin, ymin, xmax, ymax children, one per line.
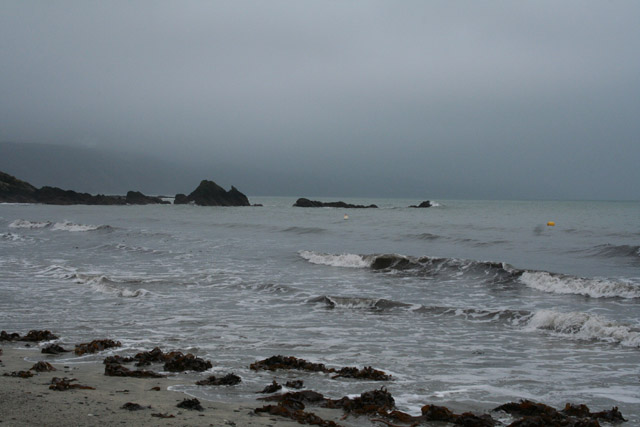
<box><xmin>9</xmin><ymin>219</ymin><xmax>52</xmax><ymax>229</ymax></box>
<box><xmin>520</xmin><ymin>271</ymin><xmax>640</xmax><ymax>299</ymax></box>
<box><xmin>299</xmin><ymin>251</ymin><xmax>373</xmax><ymax>268</ymax></box>
<box><xmin>525</xmin><ymin>309</ymin><xmax>640</xmax><ymax>347</ymax></box>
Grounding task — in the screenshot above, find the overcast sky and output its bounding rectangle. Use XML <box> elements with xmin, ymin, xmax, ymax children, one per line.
<box><xmin>1</xmin><ymin>1</ymin><xmax>639</xmax><ymax>199</ymax></box>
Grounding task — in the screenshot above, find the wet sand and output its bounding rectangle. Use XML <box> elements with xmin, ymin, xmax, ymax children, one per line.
<box><xmin>0</xmin><ymin>345</ymin><xmax>344</xmax><ymax>426</ymax></box>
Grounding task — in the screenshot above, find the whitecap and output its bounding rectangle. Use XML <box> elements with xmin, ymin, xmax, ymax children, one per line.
<box><xmin>51</xmin><ymin>221</ymin><xmax>111</xmax><ymax>232</ymax></box>
<box><xmin>524</xmin><ymin>309</ymin><xmax>640</xmax><ymax>347</ymax></box>
<box><xmin>9</xmin><ymin>219</ymin><xmax>52</xmax><ymax>229</ymax></box>
<box><xmin>520</xmin><ymin>271</ymin><xmax>640</xmax><ymax>299</ymax></box>
<box><xmin>298</xmin><ymin>250</ymin><xmax>372</xmax><ymax>268</ymax></box>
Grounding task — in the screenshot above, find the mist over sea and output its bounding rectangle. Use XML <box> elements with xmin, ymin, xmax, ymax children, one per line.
<box><xmin>1</xmin><ymin>198</ymin><xmax>639</xmax><ymax>424</ymax></box>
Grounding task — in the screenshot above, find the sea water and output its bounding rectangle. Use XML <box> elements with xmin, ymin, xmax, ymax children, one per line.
<box><xmin>1</xmin><ymin>198</ymin><xmax>639</xmax><ymax>424</ymax></box>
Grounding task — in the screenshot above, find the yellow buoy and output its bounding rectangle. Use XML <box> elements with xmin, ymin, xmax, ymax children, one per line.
<box><xmin>547</xmin><ymin>221</ymin><xmax>555</xmax><ymax>227</ymax></box>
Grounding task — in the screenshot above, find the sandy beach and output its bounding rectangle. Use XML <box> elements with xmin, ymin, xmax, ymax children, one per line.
<box><xmin>0</xmin><ymin>344</ymin><xmax>347</xmax><ymax>427</ymax></box>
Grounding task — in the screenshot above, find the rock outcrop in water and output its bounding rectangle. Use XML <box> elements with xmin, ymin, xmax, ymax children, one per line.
<box><xmin>409</xmin><ymin>200</ymin><xmax>432</xmax><ymax>208</ymax></box>
<box><xmin>173</xmin><ymin>180</ymin><xmax>250</xmax><ymax>206</ymax></box>
<box><xmin>0</xmin><ymin>171</ymin><xmax>170</xmax><ymax>205</ymax></box>
<box><xmin>293</xmin><ymin>198</ymin><xmax>377</xmax><ymax>208</ymax></box>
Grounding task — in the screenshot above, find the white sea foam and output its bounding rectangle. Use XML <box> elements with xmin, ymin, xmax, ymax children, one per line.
<box><xmin>1</xmin><ymin>232</ymin><xmax>28</xmax><ymax>242</ymax></box>
<box><xmin>299</xmin><ymin>250</ymin><xmax>371</xmax><ymax>268</ymax></box>
<box><xmin>9</xmin><ymin>219</ymin><xmax>52</xmax><ymax>229</ymax></box>
<box><xmin>51</xmin><ymin>221</ymin><xmax>108</xmax><ymax>232</ymax></box>
<box><xmin>520</xmin><ymin>271</ymin><xmax>640</xmax><ymax>299</ymax></box>
<box><xmin>524</xmin><ymin>309</ymin><xmax>640</xmax><ymax>347</ymax></box>
<box><xmin>73</xmin><ymin>273</ymin><xmax>150</xmax><ymax>298</ymax></box>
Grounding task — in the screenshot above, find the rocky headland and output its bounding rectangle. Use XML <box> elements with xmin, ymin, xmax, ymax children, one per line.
<box><xmin>293</xmin><ymin>198</ymin><xmax>378</xmax><ymax>209</ymax></box>
<box><xmin>0</xmin><ymin>171</ymin><xmax>251</xmax><ymax>206</ymax></box>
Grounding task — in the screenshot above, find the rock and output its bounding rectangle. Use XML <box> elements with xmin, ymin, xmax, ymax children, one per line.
<box><xmin>0</xmin><ymin>330</ymin><xmax>58</xmax><ymax>342</ymax></box>
<box><xmin>162</xmin><ymin>351</ymin><xmax>213</xmax><ymax>372</ymax></box>
<box><xmin>196</xmin><ymin>373</ymin><xmax>241</xmax><ymax>386</ymax></box>
<box><xmin>177</xmin><ymin>398</ymin><xmax>204</xmax><ymax>411</ymax></box>
<box><xmin>293</xmin><ymin>198</ymin><xmax>377</xmax><ymax>208</ymax></box>
<box><xmin>30</xmin><ymin>361</ymin><xmax>56</xmax><ymax>372</ymax></box>
<box><xmin>286</xmin><ymin>380</ymin><xmax>304</xmax><ymax>389</ymax></box>
<box><xmin>175</xmin><ymin>180</ymin><xmax>250</xmax><ymax>206</ymax></box>
<box><xmin>104</xmin><ymin>362</ymin><xmax>165</xmax><ymax>378</ymax></box>
<box><xmin>75</xmin><ymin>339</ymin><xmax>122</xmax><ymax>355</ymax></box>
<box><xmin>331</xmin><ymin>366</ymin><xmax>392</xmax><ymax>381</ymax></box>
<box><xmin>409</xmin><ymin>201</ymin><xmax>432</xmax><ymax>208</ymax></box>
<box><xmin>125</xmin><ymin>191</ymin><xmax>170</xmax><ymax>205</ymax></box>
<box><xmin>250</xmin><ymin>355</ymin><xmax>329</xmax><ymax>373</ymax></box>
<box><xmin>258</xmin><ymin>380</ymin><xmax>282</xmax><ymax>393</ymax></box>
<box><xmin>42</xmin><ymin>344</ymin><xmax>70</xmax><ymax>354</ymax></box>
<box><xmin>173</xmin><ymin>193</ymin><xmax>189</xmax><ymax>204</ymax></box>
<box><xmin>1</xmin><ymin>170</ymin><xmax>170</xmax><ymax>205</ymax></box>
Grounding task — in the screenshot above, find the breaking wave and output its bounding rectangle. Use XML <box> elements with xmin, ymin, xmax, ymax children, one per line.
<box><xmin>51</xmin><ymin>221</ymin><xmax>113</xmax><ymax>232</ymax></box>
<box><xmin>308</xmin><ymin>296</ymin><xmax>530</xmax><ymax>324</ymax></box>
<box><xmin>299</xmin><ymin>251</ymin><xmax>372</xmax><ymax>268</ymax></box>
<box><xmin>520</xmin><ymin>271</ymin><xmax>640</xmax><ymax>299</ymax></box>
<box><xmin>9</xmin><ymin>219</ymin><xmax>52</xmax><ymax>229</ymax></box>
<box><xmin>524</xmin><ymin>309</ymin><xmax>640</xmax><ymax>348</ymax></box>
<box><xmin>32</xmin><ymin>265</ymin><xmax>149</xmax><ymax>297</ymax></box>
<box><xmin>1</xmin><ymin>232</ymin><xmax>30</xmax><ymax>242</ymax></box>
<box><xmin>8</xmin><ymin>219</ymin><xmax>112</xmax><ymax>232</ymax></box>
<box><xmin>71</xmin><ymin>273</ymin><xmax>150</xmax><ymax>298</ymax></box>
<box><xmin>299</xmin><ymin>251</ymin><xmax>521</xmax><ymax>283</ymax></box>
<box><xmin>300</xmin><ymin>251</ymin><xmax>639</xmax><ymax>299</ymax></box>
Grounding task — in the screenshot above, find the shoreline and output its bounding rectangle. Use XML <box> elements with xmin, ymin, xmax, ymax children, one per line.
<box><xmin>0</xmin><ymin>344</ymin><xmax>323</xmax><ymax>426</ymax></box>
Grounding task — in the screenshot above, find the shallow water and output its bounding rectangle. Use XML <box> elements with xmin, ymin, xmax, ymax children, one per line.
<box><xmin>1</xmin><ymin>198</ymin><xmax>639</xmax><ymax>423</ymax></box>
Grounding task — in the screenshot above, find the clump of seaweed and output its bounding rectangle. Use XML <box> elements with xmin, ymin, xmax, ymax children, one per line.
<box><xmin>0</xmin><ymin>330</ymin><xmax>58</xmax><ymax>342</ymax></box>
<box><xmin>75</xmin><ymin>339</ymin><xmax>121</xmax><ymax>355</ymax></box>
<box><xmin>250</xmin><ymin>355</ymin><xmax>391</xmax><ymax>380</ymax></box>
<box><xmin>49</xmin><ymin>377</ymin><xmax>95</xmax><ymax>391</ymax></box>
<box><xmin>196</xmin><ymin>373</ymin><xmax>241</xmax><ymax>386</ymax></box>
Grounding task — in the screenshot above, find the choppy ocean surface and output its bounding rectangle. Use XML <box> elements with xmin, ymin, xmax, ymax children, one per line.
<box><xmin>1</xmin><ymin>198</ymin><xmax>639</xmax><ymax>424</ymax></box>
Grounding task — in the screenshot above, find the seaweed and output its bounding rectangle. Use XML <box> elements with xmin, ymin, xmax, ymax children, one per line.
<box><xmin>49</xmin><ymin>377</ymin><xmax>95</xmax><ymax>391</ymax></box>
<box><xmin>177</xmin><ymin>398</ymin><xmax>204</xmax><ymax>411</ymax></box>
<box><xmin>195</xmin><ymin>373</ymin><xmax>241</xmax><ymax>386</ymax></box>
<box><xmin>75</xmin><ymin>339</ymin><xmax>122</xmax><ymax>355</ymax></box>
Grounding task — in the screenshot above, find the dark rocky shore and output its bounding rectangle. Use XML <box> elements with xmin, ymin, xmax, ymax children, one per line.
<box><xmin>1</xmin><ymin>329</ymin><xmax>627</xmax><ymax>427</ymax></box>
<box><xmin>0</xmin><ymin>171</ymin><xmax>250</xmax><ymax>206</ymax></box>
